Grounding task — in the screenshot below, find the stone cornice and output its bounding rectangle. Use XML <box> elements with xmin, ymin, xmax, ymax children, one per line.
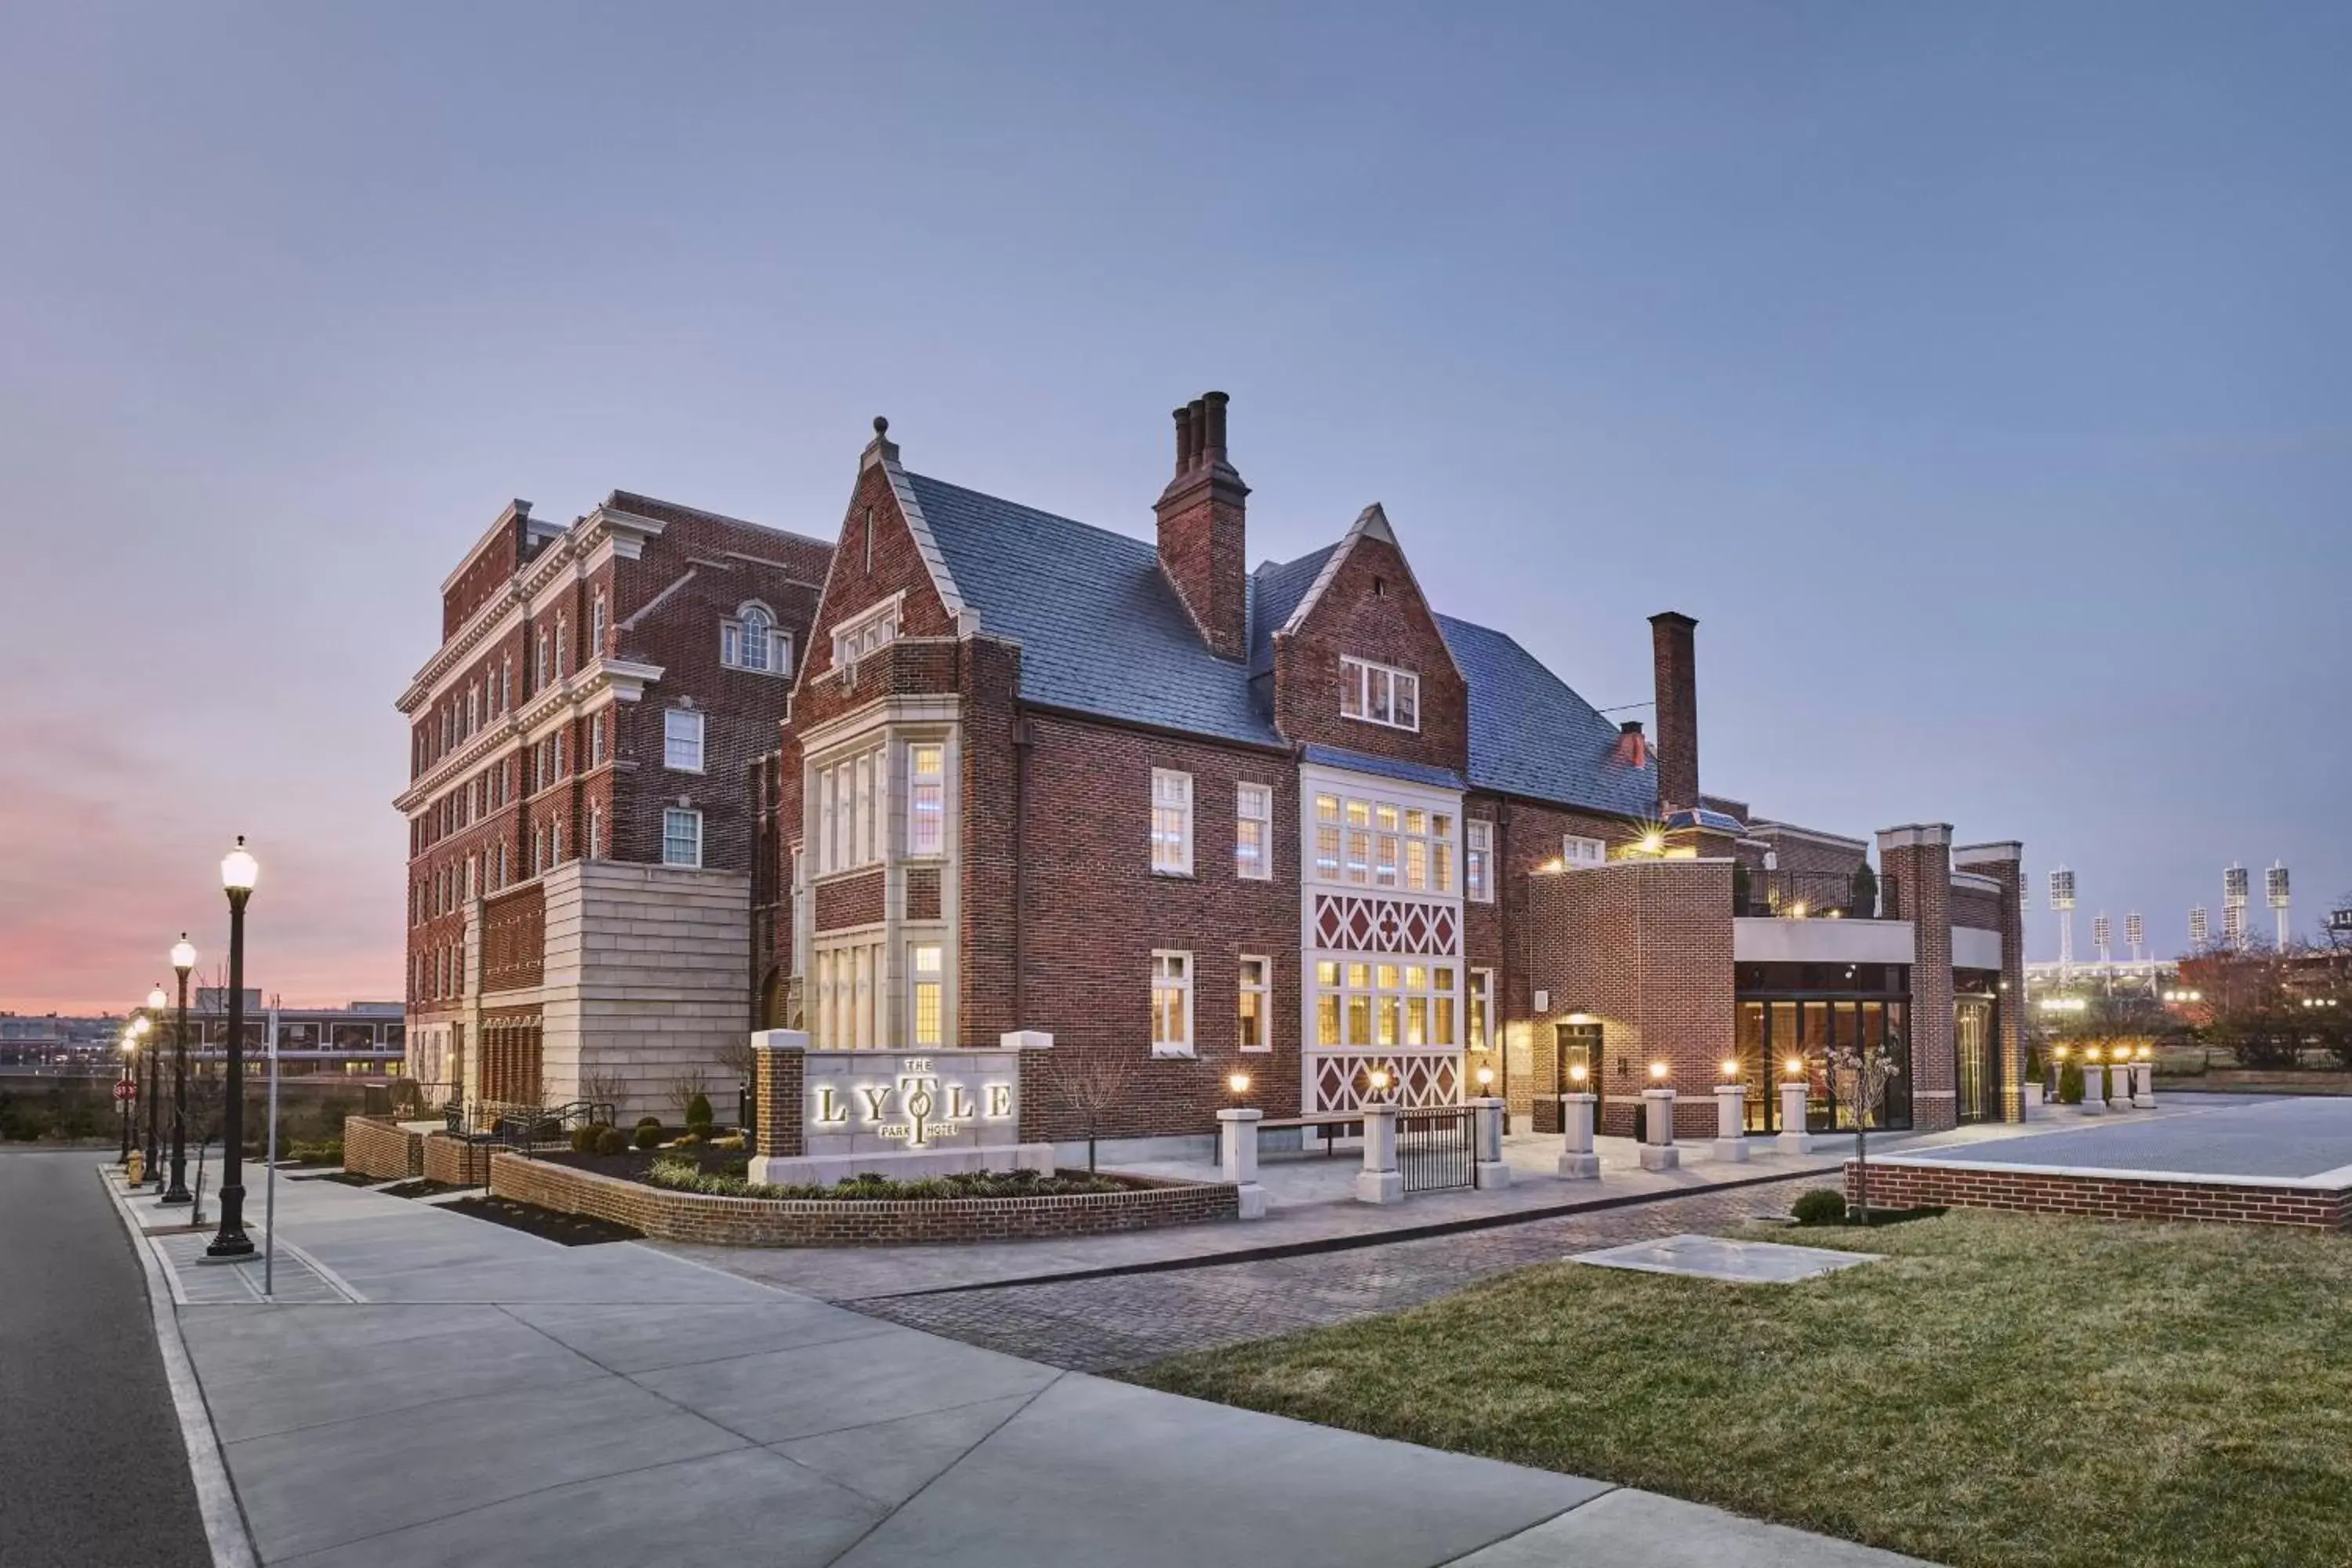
<box><xmin>394</xmin><ymin>657</ymin><xmax>666</xmax><ymax>813</ymax></box>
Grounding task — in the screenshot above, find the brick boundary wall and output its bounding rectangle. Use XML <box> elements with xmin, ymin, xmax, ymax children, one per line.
<box><xmin>343</xmin><ymin>1116</ymin><xmax>425</xmax><ymax>1181</ymax></box>
<box><xmin>485</xmin><ymin>1150</ymin><xmax>1240</xmax><ymax>1247</ymax></box>
<box><xmin>1847</xmin><ymin>1159</ymin><xmax>2352</xmax><ymax>1232</ymax></box>
<box><xmin>422</xmin><ymin>1134</ymin><xmax>492</xmax><ymax>1188</ymax></box>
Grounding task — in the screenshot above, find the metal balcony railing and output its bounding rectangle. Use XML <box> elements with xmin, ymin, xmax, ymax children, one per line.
<box><xmin>1733</xmin><ymin>867</ymin><xmax>1896</xmax><ymax>920</ymax></box>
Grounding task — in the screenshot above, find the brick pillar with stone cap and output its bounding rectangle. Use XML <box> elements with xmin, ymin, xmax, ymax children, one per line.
<box><xmin>751</xmin><ymin>1030</ymin><xmax>806</xmax><ymax>1160</ymax></box>
<box><xmin>1879</xmin><ymin>824</ymin><xmax>1958</xmax><ymax>1133</ymax></box>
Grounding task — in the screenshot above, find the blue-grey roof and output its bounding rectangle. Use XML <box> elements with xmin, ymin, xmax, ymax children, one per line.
<box><xmin>1299</xmin><ymin>744</ymin><xmax>1466</xmax><ymax>791</ymax></box>
<box><xmin>1248</xmin><ymin>546</ymin><xmax>1334</xmax><ymax>677</ymax></box>
<box><xmin>903</xmin><ymin>470</ymin><xmax>1655</xmax><ymax>818</ymax></box>
<box><xmin>907</xmin><ymin>474</ymin><xmax>1282</xmax><ymax>747</ymax></box>
<box><xmin>1666</xmin><ymin>807</ymin><xmax>1748</xmax><ymax>833</ymax></box>
<box><xmin>1436</xmin><ymin>614</ymin><xmax>1660</xmax><ymax>819</ymax></box>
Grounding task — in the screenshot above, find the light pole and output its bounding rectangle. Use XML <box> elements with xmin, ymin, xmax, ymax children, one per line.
<box><xmin>207</xmin><ymin>838</ymin><xmax>258</xmax><ymax>1259</ymax></box>
<box><xmin>118</xmin><ymin>1035</ymin><xmax>138</xmax><ymax>1166</ymax></box>
<box><xmin>143</xmin><ymin>989</ymin><xmax>166</xmax><ymax>1186</ymax></box>
<box><xmin>164</xmin><ymin>937</ymin><xmax>195</xmax><ymax>1205</ymax></box>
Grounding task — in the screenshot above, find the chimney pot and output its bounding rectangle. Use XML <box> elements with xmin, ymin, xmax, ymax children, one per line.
<box><xmin>1171</xmin><ymin>405</ymin><xmax>1194</xmax><ymax>475</ymax></box>
<box><xmin>1155</xmin><ymin>390</ymin><xmax>1250</xmax><ymax>660</ymax></box>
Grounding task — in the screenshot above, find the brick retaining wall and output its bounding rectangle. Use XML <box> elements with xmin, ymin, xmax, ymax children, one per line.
<box><xmin>487</xmin><ymin>1150</ymin><xmax>1240</xmax><ymax>1246</ymax></box>
<box><xmin>1849</xmin><ymin>1158</ymin><xmax>2351</xmax><ymax>1231</ymax></box>
<box><xmin>423</xmin><ymin>1134</ymin><xmax>492</xmax><ymax>1188</ymax></box>
<box><xmin>343</xmin><ymin>1116</ymin><xmax>424</xmax><ymax>1181</ymax></box>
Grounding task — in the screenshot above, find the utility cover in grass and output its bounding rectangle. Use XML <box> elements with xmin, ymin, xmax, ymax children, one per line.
<box><xmin>1570</xmin><ymin>1233</ymin><xmax>1878</xmax><ymax>1283</ymax></box>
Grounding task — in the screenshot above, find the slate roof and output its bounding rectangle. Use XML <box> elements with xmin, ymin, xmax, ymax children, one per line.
<box><xmin>907</xmin><ymin>474</ymin><xmax>1281</xmax><ymax>746</ymax></box>
<box><xmin>1299</xmin><ymin>744</ymin><xmax>1466</xmax><ymax>792</ymax></box>
<box><xmin>905</xmin><ymin>469</ymin><xmax>1658</xmax><ymax>818</ymax></box>
<box><xmin>1435</xmin><ymin>615</ymin><xmax>1659</xmax><ymax>819</ymax></box>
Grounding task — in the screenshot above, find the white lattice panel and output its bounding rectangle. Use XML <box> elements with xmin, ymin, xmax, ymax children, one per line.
<box><xmin>1312</xmin><ymin>895</ymin><xmax>1460</xmax><ymax>956</ymax></box>
<box><xmin>1308</xmin><ymin>1050</ymin><xmax>1463</xmax><ymax>1114</ymax></box>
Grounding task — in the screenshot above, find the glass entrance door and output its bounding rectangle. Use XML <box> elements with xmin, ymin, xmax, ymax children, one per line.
<box><xmin>1955</xmin><ymin>996</ymin><xmax>1997</xmax><ymax>1123</ymax></box>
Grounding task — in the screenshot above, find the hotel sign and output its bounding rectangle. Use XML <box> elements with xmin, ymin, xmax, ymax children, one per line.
<box><xmin>811</xmin><ymin>1057</ymin><xmax>1018</xmax><ymax>1149</ymax></box>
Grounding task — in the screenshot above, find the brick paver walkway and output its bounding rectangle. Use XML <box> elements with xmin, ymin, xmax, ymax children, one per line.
<box><xmin>847</xmin><ymin>1171</ymin><xmax>1826</xmax><ymax>1370</ymax></box>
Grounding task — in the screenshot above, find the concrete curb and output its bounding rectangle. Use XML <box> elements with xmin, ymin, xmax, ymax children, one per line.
<box><xmin>95</xmin><ymin>1164</ymin><xmax>261</xmax><ymax>1568</ymax></box>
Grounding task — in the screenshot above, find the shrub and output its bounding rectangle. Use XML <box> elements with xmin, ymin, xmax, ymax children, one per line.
<box><xmin>568</xmin><ymin>1126</ymin><xmax>601</xmax><ymax>1153</ymax></box>
<box><xmin>635</xmin><ymin>1115</ymin><xmax>662</xmax><ymax>1131</ymax></box>
<box><xmin>631</xmin><ymin>1122</ymin><xmax>663</xmax><ymax>1151</ymax></box>
<box><xmin>685</xmin><ymin>1092</ymin><xmax>714</xmax><ymax>1133</ymax></box>
<box><xmin>639</xmin><ymin>1159</ymin><xmax>1129</xmax><ymax>1203</ymax></box>
<box><xmin>594</xmin><ymin>1126</ymin><xmax>627</xmax><ymax>1156</ymax></box>
<box><xmin>2057</xmin><ymin>1062</ymin><xmax>2085</xmax><ymax>1105</ymax></box>
<box><xmin>1791</xmin><ymin>1188</ymin><xmax>1849</xmax><ymax>1225</ymax></box>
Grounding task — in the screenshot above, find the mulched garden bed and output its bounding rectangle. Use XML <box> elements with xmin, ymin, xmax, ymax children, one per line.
<box><xmin>382</xmin><ymin>1178</ymin><xmax>461</xmax><ymax>1200</ymax></box>
<box><xmin>443</xmin><ymin>1194</ymin><xmax>644</xmax><ymax>1246</ymax></box>
<box><xmin>538</xmin><ymin>1145</ymin><xmax>750</xmax><ymax>1181</ymax></box>
<box><xmin>291</xmin><ymin>1169</ymin><xmax>383</xmax><ymax>1187</ymax></box>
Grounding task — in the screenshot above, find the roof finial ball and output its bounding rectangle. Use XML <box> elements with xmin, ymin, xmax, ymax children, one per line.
<box><xmin>873</xmin><ymin>416</ymin><xmax>889</xmax><ymax>437</ymax></box>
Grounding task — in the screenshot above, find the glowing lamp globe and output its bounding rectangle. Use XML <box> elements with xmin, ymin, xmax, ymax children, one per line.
<box><xmin>221</xmin><ymin>837</ymin><xmax>259</xmax><ymax>894</ymax></box>
<box><xmin>172</xmin><ymin>935</ymin><xmax>197</xmax><ymax>972</ymax></box>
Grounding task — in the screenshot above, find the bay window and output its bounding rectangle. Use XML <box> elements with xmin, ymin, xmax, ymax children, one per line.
<box><xmin>1339</xmin><ymin>655</ymin><xmax>1419</xmax><ymax>731</ymax></box>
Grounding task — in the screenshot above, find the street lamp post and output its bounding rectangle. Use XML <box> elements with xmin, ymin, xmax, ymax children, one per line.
<box><xmin>117</xmin><ymin>1036</ymin><xmax>137</xmax><ymax>1166</ymax></box>
<box><xmin>164</xmin><ymin>937</ymin><xmax>196</xmax><ymax>1205</ymax></box>
<box><xmin>143</xmin><ymin>989</ymin><xmax>166</xmax><ymax>1187</ymax></box>
<box><xmin>207</xmin><ymin>838</ymin><xmax>259</xmax><ymax>1259</ymax></box>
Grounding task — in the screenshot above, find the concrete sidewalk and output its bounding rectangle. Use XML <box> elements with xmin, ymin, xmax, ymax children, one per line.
<box><xmin>108</xmin><ymin>1166</ymin><xmax>1933</xmax><ymax>1566</ymax></box>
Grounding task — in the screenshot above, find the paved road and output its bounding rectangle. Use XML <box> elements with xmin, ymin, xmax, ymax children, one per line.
<box><xmin>851</xmin><ymin>1171</ymin><xmax>1826</xmax><ymax>1370</ymax></box>
<box><xmin>0</xmin><ymin>1151</ymin><xmax>212</xmax><ymax>1568</ymax></box>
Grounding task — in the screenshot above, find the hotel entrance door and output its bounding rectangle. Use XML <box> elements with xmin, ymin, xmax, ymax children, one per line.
<box><xmin>1956</xmin><ymin>996</ymin><xmax>1998</xmax><ymax>1123</ymax></box>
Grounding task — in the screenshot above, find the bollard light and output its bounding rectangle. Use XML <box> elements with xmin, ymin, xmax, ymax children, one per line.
<box><xmin>1783</xmin><ymin>1055</ymin><xmax>1805</xmax><ymax>1079</ymax></box>
<box><xmin>1475</xmin><ymin>1065</ymin><xmax>1495</xmax><ymax>1091</ymax></box>
<box><xmin>1226</xmin><ymin>1070</ymin><xmax>1250</xmax><ymax>1098</ymax></box>
<box><xmin>1648</xmin><ymin>1061</ymin><xmax>1669</xmax><ymax>1083</ymax></box>
<box><xmin>1567</xmin><ymin>1062</ymin><xmax>1588</xmax><ymax>1086</ymax></box>
<box><xmin>1720</xmin><ymin>1058</ymin><xmax>1740</xmax><ymax>1081</ymax></box>
<box><xmin>1367</xmin><ymin>1068</ymin><xmax>1391</xmax><ymax>1093</ymax></box>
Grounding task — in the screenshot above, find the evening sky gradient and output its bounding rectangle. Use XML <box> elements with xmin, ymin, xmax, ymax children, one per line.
<box><xmin>2</xmin><ymin>2</ymin><xmax>2346</xmax><ymax>1013</ymax></box>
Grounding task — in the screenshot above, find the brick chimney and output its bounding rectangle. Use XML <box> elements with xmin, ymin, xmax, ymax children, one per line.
<box><xmin>1649</xmin><ymin>612</ymin><xmax>1698</xmax><ymax>814</ymax></box>
<box><xmin>1155</xmin><ymin>390</ymin><xmax>1250</xmax><ymax>661</ymax></box>
<box><xmin>1613</xmin><ymin>719</ymin><xmax>1649</xmax><ymax>769</ymax></box>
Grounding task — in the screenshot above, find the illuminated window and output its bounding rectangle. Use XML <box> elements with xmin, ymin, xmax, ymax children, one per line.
<box><xmin>1235</xmin><ymin>783</ymin><xmax>1272</xmax><ymax>880</ymax></box>
<box><xmin>1469</xmin><ymin>968</ymin><xmax>1495</xmax><ymax>1050</ymax></box>
<box><xmin>1151</xmin><ymin>769</ymin><xmax>1192</xmax><ymax>876</ymax></box>
<box><xmin>1315</xmin><ymin>793</ymin><xmax>1454</xmax><ymax>894</ymax></box>
<box><xmin>908</xmin><ymin>743</ymin><xmax>945</xmax><ymax>855</ymax></box>
<box><xmin>1563</xmin><ymin>833</ymin><xmax>1606</xmax><ymax>868</ymax></box>
<box><xmin>1238</xmin><ymin>956</ymin><xmax>1271</xmax><ymax>1051</ymax></box>
<box><xmin>1151</xmin><ymin>951</ymin><xmax>1193</xmax><ymax>1056</ymax></box>
<box><xmin>811</xmin><ymin>743</ymin><xmax>885</xmax><ymax>875</ymax></box>
<box><xmin>909</xmin><ymin>943</ymin><xmax>943</xmax><ymax>1047</ymax></box>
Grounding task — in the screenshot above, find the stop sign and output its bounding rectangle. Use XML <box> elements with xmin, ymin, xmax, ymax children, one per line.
<box><xmin>114</xmin><ymin>1080</ymin><xmax>136</xmax><ymax>1102</ymax></box>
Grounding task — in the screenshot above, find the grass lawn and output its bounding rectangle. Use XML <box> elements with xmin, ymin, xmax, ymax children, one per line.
<box><xmin>1126</xmin><ymin>1210</ymin><xmax>2352</xmax><ymax>1568</ymax></box>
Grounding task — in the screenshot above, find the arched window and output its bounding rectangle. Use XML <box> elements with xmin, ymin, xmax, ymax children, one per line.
<box><xmin>721</xmin><ymin>601</ymin><xmax>791</xmax><ymax>675</ymax></box>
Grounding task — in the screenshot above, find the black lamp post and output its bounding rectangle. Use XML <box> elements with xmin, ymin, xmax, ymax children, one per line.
<box><xmin>143</xmin><ymin>987</ymin><xmax>167</xmax><ymax>1187</ymax></box>
<box><xmin>207</xmin><ymin>837</ymin><xmax>259</xmax><ymax>1259</ymax></box>
<box><xmin>164</xmin><ymin>938</ymin><xmax>195</xmax><ymax>1204</ymax></box>
<box><xmin>117</xmin><ymin>1036</ymin><xmax>136</xmax><ymax>1166</ymax></box>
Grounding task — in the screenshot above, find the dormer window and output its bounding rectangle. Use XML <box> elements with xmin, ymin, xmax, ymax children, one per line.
<box><xmin>1340</xmin><ymin>656</ymin><xmax>1419</xmax><ymax>731</ymax></box>
<box><xmin>721</xmin><ymin>602</ymin><xmax>793</xmax><ymax>675</ymax></box>
<box><xmin>832</xmin><ymin>597</ymin><xmax>902</xmax><ymax>668</ymax></box>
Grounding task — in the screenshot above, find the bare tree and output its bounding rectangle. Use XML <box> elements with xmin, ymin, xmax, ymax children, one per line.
<box><xmin>1049</xmin><ymin>1058</ymin><xmax>1136</xmax><ymax>1174</ymax></box>
<box><xmin>579</xmin><ymin>1070</ymin><xmax>628</xmax><ymax>1123</ymax></box>
<box><xmin>1831</xmin><ymin>1038</ymin><xmax>1904</xmax><ymax>1223</ymax></box>
<box><xmin>665</xmin><ymin>1069</ymin><xmax>712</xmax><ymax>1125</ymax></box>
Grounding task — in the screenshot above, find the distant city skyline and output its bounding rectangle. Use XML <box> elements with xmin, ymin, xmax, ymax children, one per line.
<box><xmin>2</xmin><ymin>2</ymin><xmax>2346</xmax><ymax>1012</ymax></box>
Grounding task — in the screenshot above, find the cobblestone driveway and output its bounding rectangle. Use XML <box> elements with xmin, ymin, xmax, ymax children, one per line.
<box><xmin>847</xmin><ymin>1172</ymin><xmax>1824</xmax><ymax>1371</ymax></box>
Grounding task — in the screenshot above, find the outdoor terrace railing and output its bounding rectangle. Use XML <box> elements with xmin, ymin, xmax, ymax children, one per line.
<box><xmin>1733</xmin><ymin>867</ymin><xmax>1896</xmax><ymax>920</ymax></box>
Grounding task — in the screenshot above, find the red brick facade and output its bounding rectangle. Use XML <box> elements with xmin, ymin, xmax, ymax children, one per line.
<box><xmin>1849</xmin><ymin>1158</ymin><xmax>2350</xmax><ymax>1232</ymax></box>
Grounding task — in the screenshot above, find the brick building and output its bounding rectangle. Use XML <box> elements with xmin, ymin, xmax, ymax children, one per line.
<box><xmin>757</xmin><ymin>395</ymin><xmax>2029</xmax><ymax>1151</ymax></box>
<box><xmin>397</xmin><ymin>492</ymin><xmax>829</xmax><ymax>1118</ymax></box>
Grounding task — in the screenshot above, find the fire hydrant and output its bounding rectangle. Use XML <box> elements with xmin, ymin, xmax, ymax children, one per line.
<box><xmin>127</xmin><ymin>1150</ymin><xmax>145</xmax><ymax>1184</ymax></box>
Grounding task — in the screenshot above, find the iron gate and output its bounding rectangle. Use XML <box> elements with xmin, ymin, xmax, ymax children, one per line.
<box><xmin>1397</xmin><ymin>1107</ymin><xmax>1475</xmax><ymax>1193</ymax></box>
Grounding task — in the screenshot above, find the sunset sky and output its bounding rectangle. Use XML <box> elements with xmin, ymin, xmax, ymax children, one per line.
<box><xmin>3</xmin><ymin>2</ymin><xmax>2347</xmax><ymax>1014</ymax></box>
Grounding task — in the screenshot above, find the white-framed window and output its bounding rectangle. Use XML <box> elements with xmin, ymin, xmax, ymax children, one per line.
<box><xmin>496</xmin><ymin>840</ymin><xmax>509</xmax><ymax>887</ymax></box>
<box><xmin>1235</xmin><ymin>782</ymin><xmax>1272</xmax><ymax>880</ymax></box>
<box><xmin>1469</xmin><ymin>967</ymin><xmax>1496</xmax><ymax>1051</ymax></box>
<box><xmin>1312</xmin><ymin>960</ymin><xmax>1458</xmax><ymax>1048</ymax></box>
<box><xmin>591</xmin><ymin>590</ymin><xmax>607</xmax><ymax>657</ymax></box>
<box><xmin>464</xmin><ymin>685</ymin><xmax>477</xmax><ymax>736</ymax></box>
<box><xmin>909</xmin><ymin>942</ymin><xmax>943</xmax><ymax>1047</ymax></box>
<box><xmin>908</xmin><ymin>742</ymin><xmax>945</xmax><ymax>855</ymax></box>
<box><xmin>1312</xmin><ymin>792</ymin><xmax>1454</xmax><ymax>892</ymax></box>
<box><xmin>500</xmin><ymin>654</ymin><xmax>512</xmax><ymax>713</ymax></box>
<box><xmin>664</xmin><ymin>707</ymin><xmax>705</xmax><ymax>772</ymax></box>
<box><xmin>554</xmin><ymin>612</ymin><xmax>568</xmax><ymax>678</ymax></box>
<box><xmin>1151</xmin><ymin>950</ymin><xmax>1194</xmax><ymax>1057</ymax></box>
<box><xmin>1465</xmin><ymin>819</ymin><xmax>1495</xmax><ymax>902</ymax></box>
<box><xmin>662</xmin><ymin>807</ymin><xmax>702</xmax><ymax>868</ymax></box>
<box><xmin>831</xmin><ymin>597</ymin><xmax>901</xmax><ymax>667</ymax></box>
<box><xmin>535</xmin><ymin>630</ymin><xmax>550</xmax><ymax>688</ymax></box>
<box><xmin>722</xmin><ymin>603</ymin><xmax>793</xmax><ymax>675</ymax></box>
<box><xmin>1151</xmin><ymin>768</ymin><xmax>1193</xmax><ymax>876</ymax></box>
<box><xmin>812</xmin><ymin>742</ymin><xmax>885</xmax><ymax>875</ymax></box>
<box><xmin>1238</xmin><ymin>956</ymin><xmax>1272</xmax><ymax>1051</ymax></box>
<box><xmin>1562</xmin><ymin>833</ymin><xmax>1606</xmax><ymax>869</ymax></box>
<box><xmin>590</xmin><ymin>712</ymin><xmax>607</xmax><ymax>766</ymax></box>
<box><xmin>586</xmin><ymin>808</ymin><xmax>601</xmax><ymax>861</ymax></box>
<box><xmin>1339</xmin><ymin>656</ymin><xmax>1420</xmax><ymax>731</ymax></box>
